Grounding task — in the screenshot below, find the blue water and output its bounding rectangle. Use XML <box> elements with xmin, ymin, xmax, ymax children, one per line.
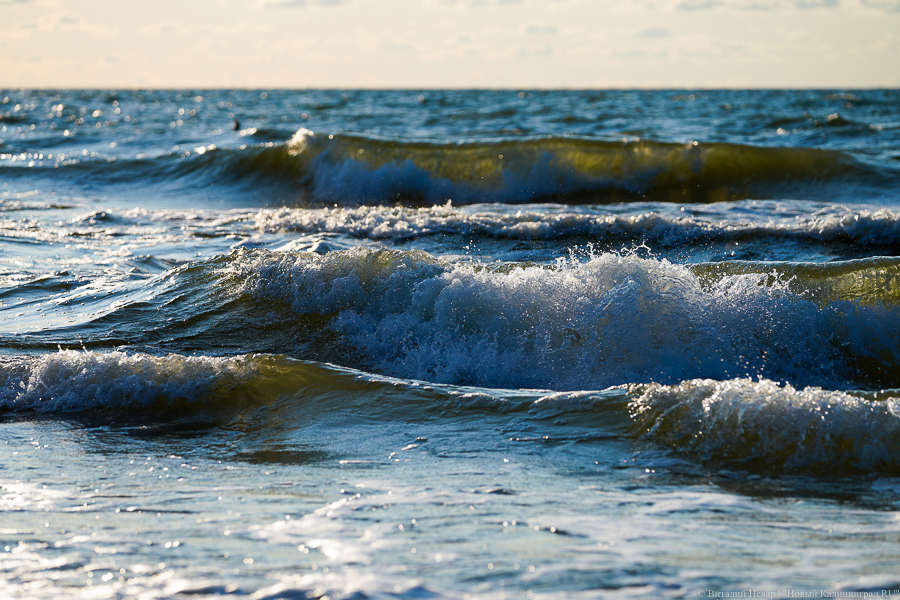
<box><xmin>2</xmin><ymin>89</ymin><xmax>900</xmax><ymax>599</ymax></box>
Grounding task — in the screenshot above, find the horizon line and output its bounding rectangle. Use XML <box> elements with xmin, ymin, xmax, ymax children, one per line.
<box><xmin>3</xmin><ymin>85</ymin><xmax>898</xmax><ymax>92</ymax></box>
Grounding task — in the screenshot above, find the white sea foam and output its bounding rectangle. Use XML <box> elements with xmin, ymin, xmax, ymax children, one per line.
<box><xmin>253</xmin><ymin>203</ymin><xmax>900</xmax><ymax>245</ymax></box>
<box><xmin>227</xmin><ymin>247</ymin><xmax>896</xmax><ymax>390</ymax></box>
<box><xmin>0</xmin><ymin>351</ymin><xmax>261</xmax><ymax>413</ymax></box>
<box><xmin>630</xmin><ymin>378</ymin><xmax>900</xmax><ymax>471</ymax></box>
<box><xmin>5</xmin><ymin>202</ymin><xmax>899</xmax><ymax>283</ymax></box>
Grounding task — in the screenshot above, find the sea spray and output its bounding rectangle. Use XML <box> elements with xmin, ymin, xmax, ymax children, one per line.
<box><xmin>630</xmin><ymin>378</ymin><xmax>900</xmax><ymax>473</ymax></box>
<box><xmin>221</xmin><ymin>247</ymin><xmax>900</xmax><ymax>389</ymax></box>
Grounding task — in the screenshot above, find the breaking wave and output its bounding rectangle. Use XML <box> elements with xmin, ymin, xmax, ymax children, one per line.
<box><xmin>219</xmin><ymin>247</ymin><xmax>900</xmax><ymax>390</ymax></box>
<box><xmin>630</xmin><ymin>378</ymin><xmax>900</xmax><ymax>474</ymax></box>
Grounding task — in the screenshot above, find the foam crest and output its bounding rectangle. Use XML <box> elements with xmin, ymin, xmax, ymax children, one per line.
<box><xmin>253</xmin><ymin>203</ymin><xmax>900</xmax><ymax>247</ymax></box>
<box><xmin>226</xmin><ymin>247</ymin><xmax>898</xmax><ymax>390</ymax></box>
<box><xmin>0</xmin><ymin>351</ymin><xmax>263</xmax><ymax>413</ymax></box>
<box><xmin>0</xmin><ymin>349</ymin><xmax>536</xmax><ymax>417</ymax></box>
<box><xmin>630</xmin><ymin>378</ymin><xmax>900</xmax><ymax>473</ymax></box>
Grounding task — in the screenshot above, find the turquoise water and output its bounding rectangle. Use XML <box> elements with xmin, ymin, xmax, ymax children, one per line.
<box><xmin>2</xmin><ymin>89</ymin><xmax>900</xmax><ymax>598</ymax></box>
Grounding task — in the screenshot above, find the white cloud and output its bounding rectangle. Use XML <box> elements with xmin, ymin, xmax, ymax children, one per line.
<box><xmin>676</xmin><ymin>0</ymin><xmax>724</xmax><ymax>7</ymax></box>
<box><xmin>525</xmin><ymin>25</ymin><xmax>558</xmax><ymax>34</ymax></box>
<box><xmin>861</xmin><ymin>0</ymin><xmax>900</xmax><ymax>10</ymax></box>
<box><xmin>629</xmin><ymin>0</ymin><xmax>900</xmax><ymax>9</ymax></box>
<box><xmin>675</xmin><ymin>0</ymin><xmax>840</xmax><ymax>7</ymax></box>
<box><xmin>635</xmin><ymin>26</ymin><xmax>672</xmax><ymax>37</ymax></box>
<box><xmin>140</xmin><ymin>22</ymin><xmax>197</xmax><ymax>35</ymax></box>
<box><xmin>258</xmin><ymin>0</ymin><xmax>351</xmax><ymax>8</ymax></box>
<box><xmin>7</xmin><ymin>9</ymin><xmax>116</xmax><ymax>40</ymax></box>
<box><xmin>259</xmin><ymin>0</ymin><xmax>306</xmax><ymax>6</ymax></box>
<box><xmin>429</xmin><ymin>0</ymin><xmax>521</xmax><ymax>7</ymax></box>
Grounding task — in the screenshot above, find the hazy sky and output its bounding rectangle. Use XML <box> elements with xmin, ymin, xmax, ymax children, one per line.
<box><xmin>2</xmin><ymin>0</ymin><xmax>899</xmax><ymax>88</ymax></box>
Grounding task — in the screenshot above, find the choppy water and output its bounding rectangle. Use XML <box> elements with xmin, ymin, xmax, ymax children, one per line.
<box><xmin>3</xmin><ymin>89</ymin><xmax>900</xmax><ymax>599</ymax></box>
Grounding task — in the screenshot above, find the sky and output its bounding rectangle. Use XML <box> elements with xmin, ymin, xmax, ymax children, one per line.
<box><xmin>2</xmin><ymin>0</ymin><xmax>899</xmax><ymax>88</ymax></box>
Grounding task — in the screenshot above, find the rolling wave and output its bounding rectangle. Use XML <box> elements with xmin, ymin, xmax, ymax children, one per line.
<box><xmin>0</xmin><ymin>350</ymin><xmax>546</xmax><ymax>418</ymax></box>
<box><xmin>0</xmin><ymin>351</ymin><xmax>271</xmax><ymax>414</ymax></box>
<box><xmin>282</xmin><ymin>129</ymin><xmax>866</xmax><ymax>205</ymax></box>
<box><xmin>254</xmin><ymin>203</ymin><xmax>900</xmax><ymax>249</ymax></box>
<box><xmin>5</xmin><ymin>348</ymin><xmax>900</xmax><ymax>475</ymax></box>
<box><xmin>631</xmin><ymin>378</ymin><xmax>900</xmax><ymax>474</ymax></box>
<box><xmin>219</xmin><ymin>247</ymin><xmax>900</xmax><ymax>390</ymax></box>
<box><xmin>7</xmin><ymin>128</ymin><xmax>896</xmax><ymax>205</ymax></box>
<box><xmin>5</xmin><ymin>248</ymin><xmax>900</xmax><ymax>391</ymax></box>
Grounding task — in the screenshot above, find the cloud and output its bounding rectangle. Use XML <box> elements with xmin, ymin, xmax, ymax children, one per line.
<box><xmin>259</xmin><ymin>0</ymin><xmax>306</xmax><ymax>6</ymax></box>
<box><xmin>676</xmin><ymin>0</ymin><xmax>725</xmax><ymax>8</ymax></box>
<box><xmin>431</xmin><ymin>0</ymin><xmax>521</xmax><ymax>6</ymax></box>
<box><xmin>517</xmin><ymin>44</ymin><xmax>554</xmax><ymax>57</ymax></box>
<box><xmin>10</xmin><ymin>10</ymin><xmax>115</xmax><ymax>38</ymax></box>
<box><xmin>259</xmin><ymin>0</ymin><xmax>350</xmax><ymax>7</ymax></box>
<box><xmin>676</xmin><ymin>0</ymin><xmax>840</xmax><ymax>8</ymax></box>
<box><xmin>862</xmin><ymin>0</ymin><xmax>900</xmax><ymax>10</ymax></box>
<box><xmin>140</xmin><ymin>22</ymin><xmax>197</xmax><ymax>35</ymax></box>
<box><xmin>635</xmin><ymin>26</ymin><xmax>672</xmax><ymax>38</ymax></box>
<box><xmin>525</xmin><ymin>25</ymin><xmax>558</xmax><ymax>34</ymax></box>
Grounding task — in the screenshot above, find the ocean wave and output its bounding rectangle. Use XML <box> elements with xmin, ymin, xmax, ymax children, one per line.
<box><xmin>7</xmin><ymin>347</ymin><xmax>900</xmax><ymax>476</ymax></box>
<box><xmin>7</xmin><ymin>201</ymin><xmax>900</xmax><ymax>281</ymax></box>
<box><xmin>630</xmin><ymin>378</ymin><xmax>900</xmax><ymax>473</ymax></box>
<box><xmin>691</xmin><ymin>256</ymin><xmax>900</xmax><ymax>306</ymax></box>
<box><xmin>220</xmin><ymin>247</ymin><xmax>900</xmax><ymax>390</ymax></box>
<box><xmin>10</xmin><ymin>129</ymin><xmax>896</xmax><ymax>205</ymax></box>
<box><xmin>278</xmin><ymin>129</ymin><xmax>879</xmax><ymax>205</ymax></box>
<box><xmin>254</xmin><ymin>203</ymin><xmax>900</xmax><ymax>248</ymax></box>
<box><xmin>0</xmin><ymin>349</ymin><xmax>539</xmax><ymax>418</ymax></box>
<box><xmin>8</xmin><ymin>247</ymin><xmax>900</xmax><ymax>393</ymax></box>
<box><xmin>0</xmin><ymin>351</ymin><xmax>270</xmax><ymax>413</ymax></box>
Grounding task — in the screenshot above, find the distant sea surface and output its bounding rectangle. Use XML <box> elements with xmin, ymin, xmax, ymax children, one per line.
<box><xmin>3</xmin><ymin>89</ymin><xmax>900</xmax><ymax>599</ymax></box>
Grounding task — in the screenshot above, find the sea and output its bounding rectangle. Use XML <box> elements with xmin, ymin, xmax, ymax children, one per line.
<box><xmin>2</xmin><ymin>88</ymin><xmax>900</xmax><ymax>599</ymax></box>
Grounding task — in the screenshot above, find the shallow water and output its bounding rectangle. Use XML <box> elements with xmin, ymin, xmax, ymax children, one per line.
<box><xmin>2</xmin><ymin>89</ymin><xmax>900</xmax><ymax>598</ymax></box>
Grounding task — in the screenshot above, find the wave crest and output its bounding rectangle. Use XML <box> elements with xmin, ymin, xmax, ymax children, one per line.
<box><xmin>222</xmin><ymin>247</ymin><xmax>900</xmax><ymax>390</ymax></box>
<box><xmin>283</xmin><ymin>130</ymin><xmax>860</xmax><ymax>205</ymax></box>
<box><xmin>630</xmin><ymin>378</ymin><xmax>900</xmax><ymax>473</ymax></box>
<box><xmin>43</xmin><ymin>130</ymin><xmax>891</xmax><ymax>206</ymax></box>
<box><xmin>254</xmin><ymin>203</ymin><xmax>900</xmax><ymax>249</ymax></box>
<box><xmin>0</xmin><ymin>351</ymin><xmax>266</xmax><ymax>413</ymax></box>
